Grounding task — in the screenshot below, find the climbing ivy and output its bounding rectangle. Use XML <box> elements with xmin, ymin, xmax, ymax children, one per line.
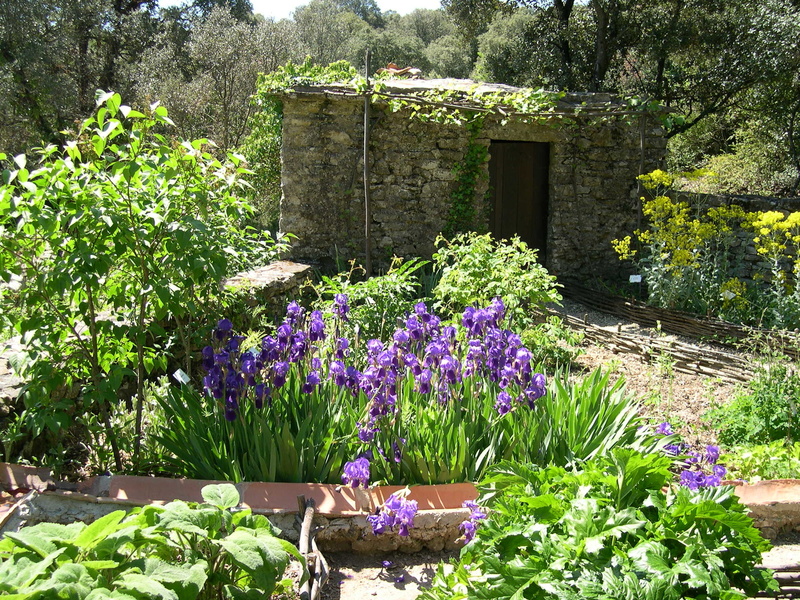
<box><xmin>445</xmin><ymin>120</ymin><xmax>489</xmax><ymax>237</ymax></box>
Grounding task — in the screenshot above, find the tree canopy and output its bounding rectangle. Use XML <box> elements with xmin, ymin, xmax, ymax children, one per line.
<box><xmin>0</xmin><ymin>0</ymin><xmax>798</xmax><ymax>194</ymax></box>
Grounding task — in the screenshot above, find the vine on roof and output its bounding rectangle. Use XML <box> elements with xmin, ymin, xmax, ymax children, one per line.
<box><xmin>250</xmin><ymin>59</ymin><xmax>663</xmax><ymax>236</ymax></box>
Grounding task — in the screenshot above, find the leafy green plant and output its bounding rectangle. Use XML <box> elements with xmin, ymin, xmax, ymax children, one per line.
<box><xmin>156</xmin><ymin>378</ymin><xmax>361</xmax><ymax>484</ymax></box>
<box><xmin>432</xmin><ymin>232</ymin><xmax>561</xmax><ymax>330</ymax></box>
<box><xmin>722</xmin><ymin>440</ymin><xmax>800</xmax><ymax>482</ymax></box>
<box><xmin>0</xmin><ymin>92</ymin><xmax>285</xmax><ymax>473</ymax></box>
<box><xmin>705</xmin><ymin>361</ymin><xmax>798</xmax><ymax>447</ymax></box>
<box><xmin>520</xmin><ymin>315</ymin><xmax>584</xmax><ymax>370</ymax></box>
<box><xmin>0</xmin><ymin>483</ymin><xmax>305</xmax><ymax>599</ymax></box>
<box><xmin>311</xmin><ymin>256</ymin><xmax>428</xmax><ymax>343</ymax></box>
<box><xmin>421</xmin><ymin>450</ymin><xmax>778</xmax><ymax>600</ymax></box>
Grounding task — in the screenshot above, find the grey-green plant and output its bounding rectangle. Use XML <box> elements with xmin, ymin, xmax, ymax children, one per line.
<box><xmin>0</xmin><ymin>91</ymin><xmax>285</xmax><ymax>474</ymax></box>
<box><xmin>0</xmin><ymin>483</ymin><xmax>306</xmax><ymax>599</ymax></box>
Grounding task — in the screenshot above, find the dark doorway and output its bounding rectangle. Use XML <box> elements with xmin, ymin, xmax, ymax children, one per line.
<box><xmin>488</xmin><ymin>141</ymin><xmax>550</xmax><ymax>262</ymax></box>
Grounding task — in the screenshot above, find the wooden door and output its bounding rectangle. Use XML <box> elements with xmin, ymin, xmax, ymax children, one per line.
<box><xmin>488</xmin><ymin>141</ymin><xmax>550</xmax><ymax>262</ymax></box>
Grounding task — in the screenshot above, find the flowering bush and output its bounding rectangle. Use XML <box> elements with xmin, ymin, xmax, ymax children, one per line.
<box><xmin>613</xmin><ymin>170</ymin><xmax>800</xmax><ymax>329</ymax></box>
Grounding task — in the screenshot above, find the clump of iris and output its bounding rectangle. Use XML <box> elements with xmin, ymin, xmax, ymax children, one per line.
<box><xmin>655</xmin><ymin>421</ymin><xmax>727</xmax><ymax>489</ymax></box>
<box><xmin>367</xmin><ymin>490</ymin><xmax>419</xmax><ymax>537</ymax></box>
<box><xmin>200</xmin><ymin>295</ymin><xmax>547</xmax><ymax>493</ymax></box>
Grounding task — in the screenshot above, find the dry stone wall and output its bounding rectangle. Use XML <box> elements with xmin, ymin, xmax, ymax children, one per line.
<box><xmin>279</xmin><ymin>89</ymin><xmax>666</xmax><ymax>279</ymax></box>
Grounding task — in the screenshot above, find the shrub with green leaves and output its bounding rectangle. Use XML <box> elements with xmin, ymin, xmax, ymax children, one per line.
<box><xmin>421</xmin><ymin>450</ymin><xmax>778</xmax><ymax>600</ymax></box>
<box><xmin>0</xmin><ymin>92</ymin><xmax>285</xmax><ymax>473</ymax></box>
<box><xmin>432</xmin><ymin>232</ymin><xmax>561</xmax><ymax>329</ymax></box>
<box><xmin>705</xmin><ymin>361</ymin><xmax>798</xmax><ymax>447</ymax></box>
<box><xmin>0</xmin><ymin>483</ymin><xmax>305</xmax><ymax>599</ymax></box>
<box><xmin>722</xmin><ymin>440</ymin><xmax>800</xmax><ymax>482</ymax></box>
<box><xmin>311</xmin><ymin>256</ymin><xmax>428</xmax><ymax>343</ymax></box>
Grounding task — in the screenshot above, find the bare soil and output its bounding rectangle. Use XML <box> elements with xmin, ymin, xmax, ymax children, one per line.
<box><xmin>561</xmin><ymin>297</ymin><xmax>741</xmax><ymax>448</ymax></box>
<box><xmin>319</xmin><ymin>550</ymin><xmax>458</xmax><ymax>600</ymax></box>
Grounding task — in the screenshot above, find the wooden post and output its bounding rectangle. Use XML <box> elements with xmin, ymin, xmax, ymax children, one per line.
<box><xmin>364</xmin><ymin>49</ymin><xmax>372</xmax><ymax>277</ymax></box>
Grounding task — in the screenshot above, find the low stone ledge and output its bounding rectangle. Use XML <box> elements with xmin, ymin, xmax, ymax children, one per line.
<box><xmin>4</xmin><ymin>468</ymin><xmax>798</xmax><ymax>551</ymax></box>
<box><xmin>223</xmin><ymin>260</ymin><xmax>313</xmax><ymax>310</ymax></box>
<box><xmin>732</xmin><ymin>480</ymin><xmax>800</xmax><ymax>539</ymax></box>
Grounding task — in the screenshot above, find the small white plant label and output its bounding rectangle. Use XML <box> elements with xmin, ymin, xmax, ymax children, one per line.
<box><xmin>629</xmin><ymin>274</ymin><xmax>642</xmax><ymax>283</ymax></box>
<box><xmin>173</xmin><ymin>369</ymin><xmax>191</xmax><ymax>384</ymax></box>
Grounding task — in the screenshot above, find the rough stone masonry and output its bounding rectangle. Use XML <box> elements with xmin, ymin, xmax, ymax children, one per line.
<box><xmin>277</xmin><ymin>78</ymin><xmax>667</xmax><ymax>279</ymax></box>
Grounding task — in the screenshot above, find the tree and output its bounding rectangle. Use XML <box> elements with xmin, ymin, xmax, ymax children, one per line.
<box><xmin>292</xmin><ymin>0</ymin><xmax>371</xmax><ymax>66</ymax></box>
<box><xmin>134</xmin><ymin>6</ymin><xmax>297</xmax><ymax>150</ymax></box>
<box><xmin>0</xmin><ymin>0</ymin><xmax>158</xmax><ymax>153</ymax></box>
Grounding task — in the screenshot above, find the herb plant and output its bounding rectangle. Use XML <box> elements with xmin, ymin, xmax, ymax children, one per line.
<box><xmin>421</xmin><ymin>450</ymin><xmax>778</xmax><ymax>600</ymax></box>
<box><xmin>705</xmin><ymin>360</ymin><xmax>798</xmax><ymax>447</ymax></box>
<box><xmin>432</xmin><ymin>232</ymin><xmax>561</xmax><ymax>328</ymax></box>
<box><xmin>0</xmin><ymin>483</ymin><xmax>305</xmax><ymax>599</ymax></box>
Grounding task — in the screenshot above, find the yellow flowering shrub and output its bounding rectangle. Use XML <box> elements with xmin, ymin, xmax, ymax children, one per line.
<box><xmin>614</xmin><ymin>170</ymin><xmax>800</xmax><ymax>327</ymax></box>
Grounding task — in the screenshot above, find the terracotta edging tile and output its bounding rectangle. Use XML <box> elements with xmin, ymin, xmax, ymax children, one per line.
<box><xmin>730</xmin><ymin>479</ymin><xmax>800</xmax><ymax>505</ymax></box>
<box><xmin>107</xmin><ymin>475</ymin><xmax>233</xmax><ymax>505</ymax></box>
<box><xmin>0</xmin><ymin>462</ymin><xmax>53</xmax><ymax>492</ymax></box>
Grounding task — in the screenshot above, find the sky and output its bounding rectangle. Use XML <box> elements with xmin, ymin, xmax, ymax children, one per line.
<box><xmin>158</xmin><ymin>0</ymin><xmax>444</xmax><ymax>21</ymax></box>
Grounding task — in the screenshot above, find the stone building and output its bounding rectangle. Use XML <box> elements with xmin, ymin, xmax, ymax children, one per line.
<box><xmin>277</xmin><ymin>78</ymin><xmax>667</xmax><ymax>279</ymax></box>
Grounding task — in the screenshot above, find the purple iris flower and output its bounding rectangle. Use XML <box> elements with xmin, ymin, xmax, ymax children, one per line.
<box><xmin>285</xmin><ymin>301</ymin><xmax>304</xmax><ymax>325</ymax></box>
<box><xmin>273</xmin><ymin>361</ymin><xmax>289</xmax><ymax>388</ymax></box>
<box><xmin>201</xmin><ymin>346</ymin><xmax>215</xmax><ymax>370</ymax></box>
<box><xmin>495</xmin><ymin>390</ymin><xmax>512</xmax><ymax>415</ymax></box>
<box><xmin>679</xmin><ymin>469</ymin><xmax>704</xmax><ymax>490</ymax></box>
<box><xmin>276</xmin><ymin>323</ymin><xmax>292</xmax><ymax>352</ymax></box>
<box><xmin>366</xmin><ymin>511</ymin><xmax>393</xmax><ymax>535</ymax></box>
<box><xmin>705</xmin><ymin>445</ymin><xmax>720</xmax><ymax>464</ymax></box>
<box><xmin>655</xmin><ymin>422</ymin><xmax>674</xmax><ymax>436</ymax></box>
<box><xmin>459</xmin><ymin>519</ymin><xmax>478</xmax><ymax>543</ymax></box>
<box><xmin>241</xmin><ymin>355</ymin><xmax>257</xmax><ymax>375</ymax></box>
<box><xmin>393</xmin><ymin>329</ymin><xmax>410</xmax><ymax>345</ymax></box>
<box><xmin>215</xmin><ymin>318</ymin><xmax>233</xmax><ymax>340</ymax></box>
<box><xmin>302</xmin><ymin>371</ymin><xmax>321</xmax><ymax>393</ymax></box>
<box><xmin>368</xmin><ymin>492</ymin><xmax>418</xmax><ymax>537</ymax></box>
<box><xmin>309</xmin><ymin>310</ymin><xmax>326</xmax><ymax>341</ymax></box>
<box><xmin>341</xmin><ymin>457</ymin><xmax>370</xmax><ymax>489</ymax></box>
<box><xmin>357</xmin><ymin>422</ymin><xmax>378</xmax><ymax>443</ymax></box>
<box><xmin>333</xmin><ymin>294</ymin><xmax>349</xmax><ymax>321</ymax></box>
<box><xmin>416</xmin><ymin>369</ymin><xmax>433</xmax><ymax>394</ymax></box>
<box><xmin>335</xmin><ymin>337</ymin><xmax>350</xmax><ymax>359</ymax></box>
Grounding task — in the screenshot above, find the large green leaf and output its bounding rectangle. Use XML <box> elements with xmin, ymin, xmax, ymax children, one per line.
<box><xmin>201</xmin><ymin>484</ymin><xmax>240</xmax><ymax>510</ymax></box>
<box><xmin>73</xmin><ymin>511</ymin><xmax>128</xmax><ymax>553</ymax></box>
<box><xmin>116</xmin><ymin>573</ymin><xmax>179</xmax><ymax>600</ymax></box>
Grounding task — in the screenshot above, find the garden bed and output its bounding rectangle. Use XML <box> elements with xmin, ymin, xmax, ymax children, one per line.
<box><xmin>2</xmin><ymin>463</ymin><xmax>799</xmax><ymax>544</ymax></box>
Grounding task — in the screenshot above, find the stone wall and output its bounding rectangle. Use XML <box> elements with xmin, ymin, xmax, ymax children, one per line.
<box><xmin>279</xmin><ymin>86</ymin><xmax>666</xmax><ymax>279</ymax></box>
